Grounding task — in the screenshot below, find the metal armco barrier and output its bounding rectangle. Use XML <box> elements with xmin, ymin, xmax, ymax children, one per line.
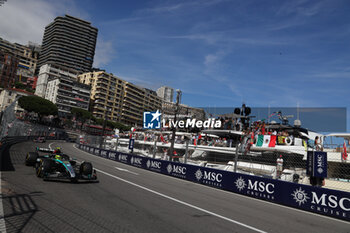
<box><xmin>77</xmin><ymin>143</ymin><xmax>350</xmax><ymax>222</ymax></box>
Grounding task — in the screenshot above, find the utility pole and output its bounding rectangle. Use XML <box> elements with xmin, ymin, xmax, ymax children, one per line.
<box><xmin>99</xmin><ymin>108</ymin><xmax>108</xmax><ymax>149</ymax></box>
<box><xmin>169</xmin><ymin>89</ymin><xmax>181</xmax><ymax>161</ymax></box>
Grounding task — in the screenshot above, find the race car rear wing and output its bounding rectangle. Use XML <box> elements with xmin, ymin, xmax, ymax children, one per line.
<box><xmin>36</xmin><ymin>147</ymin><xmax>54</xmax><ymax>153</ymax></box>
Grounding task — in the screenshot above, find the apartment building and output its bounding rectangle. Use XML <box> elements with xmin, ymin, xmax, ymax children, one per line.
<box><xmin>45</xmin><ymin>76</ymin><xmax>90</xmax><ymax>117</ymax></box>
<box><xmin>162</xmin><ymin>101</ymin><xmax>206</xmax><ymax>121</ymax></box>
<box><xmin>35</xmin><ymin>63</ymin><xmax>78</xmax><ymax>97</ymax></box>
<box><xmin>0</xmin><ymin>37</ymin><xmax>40</xmax><ymax>79</ymax></box>
<box><xmin>0</xmin><ymin>51</ymin><xmax>18</xmax><ymax>88</ymax></box>
<box><xmin>156</xmin><ymin>86</ymin><xmax>174</xmax><ymax>103</ymax></box>
<box><xmin>0</xmin><ymin>88</ymin><xmax>34</xmax><ymax>112</ymax></box>
<box><xmin>78</xmin><ymin>71</ymin><xmax>162</xmax><ymax>126</ymax></box>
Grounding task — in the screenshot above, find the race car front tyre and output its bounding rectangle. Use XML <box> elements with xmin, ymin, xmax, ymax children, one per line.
<box><xmin>37</xmin><ymin>159</ymin><xmax>53</xmax><ymax>178</ymax></box>
<box><xmin>80</xmin><ymin>162</ymin><xmax>93</xmax><ymax>176</ymax></box>
<box><xmin>25</xmin><ymin>152</ymin><xmax>39</xmax><ymax>166</ymax></box>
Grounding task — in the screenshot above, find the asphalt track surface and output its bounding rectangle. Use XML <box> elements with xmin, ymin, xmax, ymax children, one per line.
<box><xmin>1</xmin><ymin>141</ymin><xmax>349</xmax><ymax>233</ymax></box>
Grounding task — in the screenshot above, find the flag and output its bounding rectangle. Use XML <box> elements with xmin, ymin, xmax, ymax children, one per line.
<box><xmin>303</xmin><ymin>140</ymin><xmax>307</xmax><ymax>151</ymax></box>
<box><xmin>256</xmin><ymin>135</ymin><xmax>264</xmax><ymax>147</ymax></box>
<box><xmin>268</xmin><ymin>135</ymin><xmax>276</xmax><ymax>147</ymax></box>
<box><xmin>261</xmin><ymin>123</ymin><xmax>265</xmax><ymax>135</ymax></box>
<box><xmin>250</xmin><ymin>132</ymin><xmax>255</xmax><ymax>145</ymax></box>
<box><xmin>262</xmin><ymin>135</ymin><xmax>270</xmax><ymax>147</ymax></box>
<box><xmin>268</xmin><ymin>112</ymin><xmax>276</xmax><ymax>118</ymax></box>
<box><xmin>342</xmin><ymin>141</ymin><xmax>348</xmax><ymax>161</ymax></box>
<box><xmin>277</xmin><ymin>136</ymin><xmax>286</xmax><ymax>145</ymax></box>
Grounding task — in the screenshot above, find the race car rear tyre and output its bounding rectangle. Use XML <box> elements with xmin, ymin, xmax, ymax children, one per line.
<box><xmin>80</xmin><ymin>162</ymin><xmax>93</xmax><ymax>176</ymax></box>
<box><xmin>25</xmin><ymin>152</ymin><xmax>39</xmax><ymax>166</ymax></box>
<box><xmin>37</xmin><ymin>159</ymin><xmax>53</xmax><ymax>178</ymax></box>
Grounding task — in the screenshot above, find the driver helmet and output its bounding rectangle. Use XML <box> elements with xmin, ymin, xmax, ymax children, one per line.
<box><xmin>54</xmin><ymin>146</ymin><xmax>61</xmax><ymax>153</ymax></box>
<box><xmin>55</xmin><ymin>154</ymin><xmax>61</xmax><ymax>160</ymax></box>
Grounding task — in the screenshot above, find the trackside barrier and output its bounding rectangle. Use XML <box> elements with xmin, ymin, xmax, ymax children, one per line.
<box><xmin>77</xmin><ymin>143</ymin><xmax>350</xmax><ymax>222</ymax></box>
<box><xmin>0</xmin><ymin>136</ymin><xmax>58</xmax><ymax>159</ymax></box>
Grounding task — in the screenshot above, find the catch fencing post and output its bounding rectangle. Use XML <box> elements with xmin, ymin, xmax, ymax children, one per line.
<box><xmin>234</xmin><ymin>141</ymin><xmax>239</xmax><ymax>173</ymax></box>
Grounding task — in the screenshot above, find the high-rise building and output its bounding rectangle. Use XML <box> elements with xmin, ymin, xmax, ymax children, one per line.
<box><xmin>156</xmin><ymin>86</ymin><xmax>174</xmax><ymax>103</ymax></box>
<box><xmin>78</xmin><ymin>71</ymin><xmax>162</xmax><ymax>126</ymax></box>
<box><xmin>37</xmin><ymin>15</ymin><xmax>98</xmax><ymax>73</ymax></box>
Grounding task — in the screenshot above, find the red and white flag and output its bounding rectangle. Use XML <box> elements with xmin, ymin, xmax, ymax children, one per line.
<box><xmin>342</xmin><ymin>141</ymin><xmax>348</xmax><ymax>161</ymax></box>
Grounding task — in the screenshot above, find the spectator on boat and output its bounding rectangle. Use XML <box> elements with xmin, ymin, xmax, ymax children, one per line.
<box><xmin>282</xmin><ymin>130</ymin><xmax>289</xmax><ymax>137</ymax></box>
<box><xmin>315</xmin><ymin>136</ymin><xmax>322</xmax><ymax>151</ymax></box>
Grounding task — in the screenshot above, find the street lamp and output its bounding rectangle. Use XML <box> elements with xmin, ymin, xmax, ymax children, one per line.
<box><xmin>99</xmin><ymin>107</ymin><xmax>108</xmax><ymax>149</ymax></box>
<box><xmin>169</xmin><ymin>89</ymin><xmax>182</xmax><ymax>161</ymax></box>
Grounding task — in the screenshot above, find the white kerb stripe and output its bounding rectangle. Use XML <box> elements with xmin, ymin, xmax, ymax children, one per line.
<box><xmin>95</xmin><ymin>168</ymin><xmax>268</xmax><ymax>233</ymax></box>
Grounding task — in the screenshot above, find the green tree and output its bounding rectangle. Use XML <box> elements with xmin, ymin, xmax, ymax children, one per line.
<box><xmin>18</xmin><ymin>96</ymin><xmax>58</xmax><ymax>121</ymax></box>
<box><xmin>25</xmin><ymin>88</ymin><xmax>35</xmax><ymax>93</ymax></box>
<box><xmin>92</xmin><ymin>118</ymin><xmax>131</xmax><ymax>132</ymax></box>
<box><xmin>71</xmin><ymin>107</ymin><xmax>93</xmax><ymax>130</ymax></box>
<box><xmin>14</xmin><ymin>82</ymin><xmax>26</xmax><ymax>89</ymax></box>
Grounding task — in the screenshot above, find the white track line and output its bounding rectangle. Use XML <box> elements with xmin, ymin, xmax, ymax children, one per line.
<box><xmin>0</xmin><ymin>171</ymin><xmax>7</xmax><ymax>233</ymax></box>
<box><xmin>115</xmin><ymin>167</ymin><xmax>139</xmax><ymax>175</ymax></box>
<box><xmin>48</xmin><ymin>142</ymin><xmax>54</xmax><ymax>150</ymax></box>
<box><xmin>95</xmin><ymin>168</ymin><xmax>267</xmax><ymax>233</ymax></box>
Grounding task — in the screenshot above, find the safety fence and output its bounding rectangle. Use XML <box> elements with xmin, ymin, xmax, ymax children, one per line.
<box><xmin>76</xmin><ymin>143</ymin><xmax>350</xmax><ymax>222</ymax></box>
<box><xmin>0</xmin><ymin>99</ymin><xmax>67</xmax><ymax>141</ymax></box>
<box><xmin>0</xmin><ymin>136</ymin><xmax>57</xmax><ymax>171</ymax></box>
<box><xmin>78</xmin><ymin>134</ymin><xmax>350</xmax><ymax>192</ymax></box>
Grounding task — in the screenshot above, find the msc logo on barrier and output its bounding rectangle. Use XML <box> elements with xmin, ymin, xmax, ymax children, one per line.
<box><xmin>291</xmin><ymin>187</ymin><xmax>309</xmax><ymax>206</ymax></box>
<box><xmin>100</xmin><ymin>150</ymin><xmax>108</xmax><ymax>158</ymax></box>
<box><xmin>109</xmin><ymin>152</ymin><xmax>117</xmax><ymax>160</ymax></box>
<box><xmin>167</xmin><ymin>164</ymin><xmax>187</xmax><ymax>178</ymax></box>
<box><xmin>143</xmin><ymin>110</ymin><xmax>161</xmax><ymax>129</ymax></box>
<box><xmin>291</xmin><ymin>187</ymin><xmax>350</xmax><ymax>219</ymax></box>
<box><xmin>195</xmin><ymin>169</ymin><xmax>222</xmax><ymax>187</ymax></box>
<box><xmin>146</xmin><ymin>160</ymin><xmax>162</xmax><ymax>172</ymax></box>
<box><xmin>131</xmin><ymin>157</ymin><xmax>143</xmax><ymax>167</ymax></box>
<box><xmin>235</xmin><ymin>177</ymin><xmax>247</xmax><ymax>191</ymax></box>
<box><xmin>118</xmin><ymin>154</ymin><xmax>128</xmax><ymax>163</ymax></box>
<box><xmin>234</xmin><ymin>177</ymin><xmax>275</xmax><ymax>200</ymax></box>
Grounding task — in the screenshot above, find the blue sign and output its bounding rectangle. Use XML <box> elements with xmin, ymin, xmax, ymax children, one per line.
<box><xmin>306</xmin><ymin>151</ymin><xmax>328</xmax><ymax>178</ymax></box>
<box><xmin>306</xmin><ymin>151</ymin><xmax>313</xmax><ymax>176</ymax></box>
<box><xmin>128</xmin><ymin>139</ymin><xmax>135</xmax><ymax>150</ymax></box>
<box><xmin>143</xmin><ymin>110</ymin><xmax>161</xmax><ymax>129</ymax></box>
<box><xmin>77</xmin><ymin>143</ymin><xmax>350</xmax><ymax>222</ymax></box>
<box><xmin>313</xmin><ymin>151</ymin><xmax>327</xmax><ymax>178</ymax></box>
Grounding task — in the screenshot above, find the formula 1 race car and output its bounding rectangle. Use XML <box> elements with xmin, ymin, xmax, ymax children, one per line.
<box><xmin>25</xmin><ymin>147</ymin><xmax>98</xmax><ymax>182</ymax></box>
<box><xmin>33</xmin><ymin>137</ymin><xmax>46</xmax><ymax>143</ymax></box>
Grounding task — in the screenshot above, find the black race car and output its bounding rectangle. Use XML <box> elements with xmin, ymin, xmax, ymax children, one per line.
<box><xmin>25</xmin><ymin>147</ymin><xmax>98</xmax><ymax>182</ymax></box>
<box><xmin>33</xmin><ymin>137</ymin><xmax>46</xmax><ymax>143</ymax></box>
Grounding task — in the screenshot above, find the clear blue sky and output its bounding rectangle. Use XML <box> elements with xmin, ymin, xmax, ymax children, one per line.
<box><xmin>0</xmin><ymin>0</ymin><xmax>349</xmax><ymax>130</ymax></box>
